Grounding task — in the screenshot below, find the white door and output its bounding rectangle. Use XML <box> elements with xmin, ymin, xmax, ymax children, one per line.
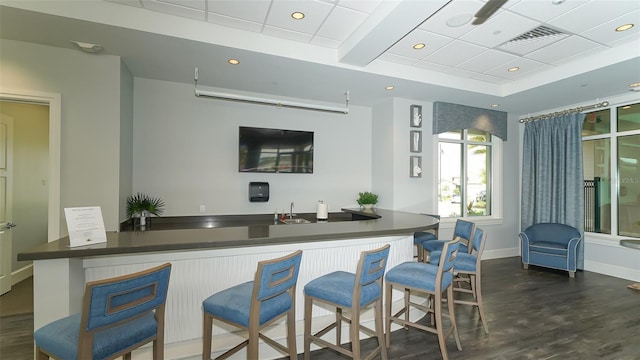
<box><xmin>0</xmin><ymin>114</ymin><xmax>14</xmax><ymax>295</ymax></box>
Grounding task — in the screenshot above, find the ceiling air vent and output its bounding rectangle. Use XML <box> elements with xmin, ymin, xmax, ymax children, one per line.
<box><xmin>498</xmin><ymin>25</ymin><xmax>568</xmax><ymax>56</ymax></box>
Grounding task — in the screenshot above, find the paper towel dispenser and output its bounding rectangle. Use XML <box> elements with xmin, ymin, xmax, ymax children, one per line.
<box><xmin>249</xmin><ymin>182</ymin><xmax>269</xmax><ymax>202</ymax></box>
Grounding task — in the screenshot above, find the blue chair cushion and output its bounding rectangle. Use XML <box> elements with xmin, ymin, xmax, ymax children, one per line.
<box><xmin>203</xmin><ymin>281</ymin><xmax>292</xmax><ymax>327</ymax></box>
<box><xmin>34</xmin><ymin>312</ymin><xmax>158</xmax><ymax>360</ymax></box>
<box><xmin>414</xmin><ymin>231</ymin><xmax>437</xmax><ymax>245</ymax></box>
<box><xmin>385</xmin><ymin>262</ymin><xmax>453</xmax><ymax>292</ymax></box>
<box><xmin>529</xmin><ymin>241</ymin><xmax>568</xmax><ymax>256</ymax></box>
<box><xmin>423</xmin><ymin>240</ymin><xmax>468</xmax><ymax>254</ymax></box>
<box><xmin>431</xmin><ymin>252</ymin><xmax>477</xmax><ymax>272</ymax></box>
<box><xmin>304</xmin><ymin>271</ymin><xmax>381</xmax><ymax>308</ymax></box>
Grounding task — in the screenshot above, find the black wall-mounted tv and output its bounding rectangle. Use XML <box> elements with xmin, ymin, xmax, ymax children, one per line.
<box><xmin>239</xmin><ymin>126</ymin><xmax>314</xmax><ymax>173</ymax></box>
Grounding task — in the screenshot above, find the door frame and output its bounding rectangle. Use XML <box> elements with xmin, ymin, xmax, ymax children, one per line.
<box><xmin>0</xmin><ymin>89</ymin><xmax>61</xmax><ymax>247</ymax></box>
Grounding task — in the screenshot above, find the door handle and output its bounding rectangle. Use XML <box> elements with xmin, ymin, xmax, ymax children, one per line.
<box><xmin>5</xmin><ymin>222</ymin><xmax>16</xmax><ymax>229</ymax></box>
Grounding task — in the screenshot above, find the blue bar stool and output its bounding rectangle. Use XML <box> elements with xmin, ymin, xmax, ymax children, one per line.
<box><xmin>430</xmin><ymin>227</ymin><xmax>489</xmax><ymax>334</ymax></box>
<box><xmin>202</xmin><ymin>250</ymin><xmax>303</xmax><ymax>360</ymax></box>
<box><xmin>34</xmin><ymin>263</ymin><xmax>172</xmax><ymax>360</ymax></box>
<box><xmin>414</xmin><ymin>214</ymin><xmax>440</xmax><ymax>262</ymax></box>
<box><xmin>304</xmin><ymin>244</ymin><xmax>390</xmax><ymax>360</ymax></box>
<box><xmin>421</xmin><ymin>219</ymin><xmax>475</xmax><ymax>262</ymax></box>
<box><xmin>385</xmin><ymin>240</ymin><xmax>461</xmax><ymax>360</ymax></box>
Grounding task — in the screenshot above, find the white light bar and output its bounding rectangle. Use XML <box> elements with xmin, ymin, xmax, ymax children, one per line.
<box><xmin>194</xmin><ymin>89</ymin><xmax>349</xmax><ymax>114</ymax></box>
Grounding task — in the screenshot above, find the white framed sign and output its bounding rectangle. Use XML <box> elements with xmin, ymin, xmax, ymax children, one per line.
<box><xmin>64</xmin><ymin>206</ymin><xmax>107</xmax><ymax>247</ymax></box>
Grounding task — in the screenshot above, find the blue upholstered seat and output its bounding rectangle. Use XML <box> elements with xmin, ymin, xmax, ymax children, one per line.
<box><xmin>385</xmin><ymin>240</ymin><xmax>462</xmax><ymax>360</ymax></box>
<box><xmin>414</xmin><ymin>214</ymin><xmax>440</xmax><ymax>262</ymax></box>
<box><xmin>421</xmin><ymin>219</ymin><xmax>475</xmax><ymax>261</ymax></box>
<box><xmin>304</xmin><ymin>245</ymin><xmax>390</xmax><ymax>360</ymax></box>
<box><xmin>202</xmin><ymin>250</ymin><xmax>303</xmax><ymax>360</ymax></box>
<box><xmin>520</xmin><ymin>223</ymin><xmax>582</xmax><ymax>278</ymax></box>
<box><xmin>431</xmin><ymin>227</ymin><xmax>490</xmax><ymax>334</ymax></box>
<box><xmin>34</xmin><ymin>263</ymin><xmax>172</xmax><ymax>360</ymax></box>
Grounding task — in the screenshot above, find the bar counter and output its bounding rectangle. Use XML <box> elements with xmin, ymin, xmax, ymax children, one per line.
<box><xmin>20</xmin><ymin>208</ymin><xmax>437</xmax><ymax>359</ymax></box>
<box><xmin>18</xmin><ymin>208</ymin><xmax>434</xmax><ymax>261</ymax></box>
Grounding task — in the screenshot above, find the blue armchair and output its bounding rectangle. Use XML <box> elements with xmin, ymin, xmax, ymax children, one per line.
<box><xmin>519</xmin><ymin>223</ymin><xmax>582</xmax><ymax>278</ymax></box>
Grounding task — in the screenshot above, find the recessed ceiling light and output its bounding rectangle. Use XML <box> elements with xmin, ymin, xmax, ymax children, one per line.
<box><xmin>70</xmin><ymin>41</ymin><xmax>103</xmax><ymax>53</ymax></box>
<box><xmin>622</xmin><ymin>106</ymin><xmax>631</xmax><ymax>109</ymax></box>
<box><xmin>552</xmin><ymin>0</ymin><xmax>566</xmax><ymax>5</ymax></box>
<box><xmin>413</xmin><ymin>43</ymin><xmax>425</xmax><ymax>50</ymax></box>
<box><xmin>291</xmin><ymin>12</ymin><xmax>305</xmax><ymax>20</ymax></box>
<box><xmin>630</xmin><ymin>82</ymin><xmax>640</xmax><ymax>87</ymax></box>
<box><xmin>228</xmin><ymin>59</ymin><xmax>240</xmax><ymax>65</ymax></box>
<box><xmin>490</xmin><ymin>104</ymin><xmax>499</xmax><ymax>108</ymax></box>
<box><xmin>385</xmin><ymin>86</ymin><xmax>394</xmax><ymax>90</ymax></box>
<box><xmin>508</xmin><ymin>67</ymin><xmax>520</xmax><ymax>72</ymax></box>
<box><xmin>446</xmin><ymin>14</ymin><xmax>472</xmax><ymax>27</ymax></box>
<box><xmin>616</xmin><ymin>24</ymin><xmax>634</xmax><ymax>32</ymax></box>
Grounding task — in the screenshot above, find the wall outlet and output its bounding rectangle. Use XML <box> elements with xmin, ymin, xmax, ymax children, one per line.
<box><xmin>199</xmin><ymin>205</ymin><xmax>206</xmax><ymax>213</ymax></box>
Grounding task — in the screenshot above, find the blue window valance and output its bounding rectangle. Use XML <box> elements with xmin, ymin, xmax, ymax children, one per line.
<box><xmin>433</xmin><ymin>101</ymin><xmax>507</xmax><ymax>140</ymax></box>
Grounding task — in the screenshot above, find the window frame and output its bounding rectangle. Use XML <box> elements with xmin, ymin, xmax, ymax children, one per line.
<box><xmin>434</xmin><ymin>129</ymin><xmax>503</xmax><ymax>227</ymax></box>
<box><xmin>582</xmin><ymin>101</ymin><xmax>640</xmax><ymax>238</ymax></box>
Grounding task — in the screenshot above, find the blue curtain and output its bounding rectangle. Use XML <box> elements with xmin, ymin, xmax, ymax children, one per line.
<box><xmin>521</xmin><ymin>113</ymin><xmax>585</xmax><ymax>269</ymax></box>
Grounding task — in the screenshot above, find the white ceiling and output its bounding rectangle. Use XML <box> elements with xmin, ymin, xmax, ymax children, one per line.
<box><xmin>1</xmin><ymin>0</ymin><xmax>639</xmax><ymax>114</ymax></box>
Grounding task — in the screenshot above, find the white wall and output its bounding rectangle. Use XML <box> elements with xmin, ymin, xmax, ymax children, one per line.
<box><xmin>119</xmin><ymin>60</ymin><xmax>134</xmax><ymax>223</ymax></box>
<box><xmin>132</xmin><ymin>78</ymin><xmax>373</xmax><ymax>215</ymax></box>
<box><xmin>0</xmin><ymin>40</ymin><xmax>124</xmax><ymax>231</ymax></box>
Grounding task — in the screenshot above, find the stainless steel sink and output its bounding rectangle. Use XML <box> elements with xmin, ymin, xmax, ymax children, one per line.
<box><xmin>280</xmin><ymin>218</ymin><xmax>311</xmax><ymax>224</ymax></box>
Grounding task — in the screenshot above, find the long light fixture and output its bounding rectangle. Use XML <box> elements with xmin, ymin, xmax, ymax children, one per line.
<box><xmin>193</xmin><ymin>68</ymin><xmax>350</xmax><ymax>114</ymax></box>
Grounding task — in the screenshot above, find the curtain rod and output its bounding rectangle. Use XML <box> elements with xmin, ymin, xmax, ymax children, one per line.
<box><xmin>519</xmin><ymin>100</ymin><xmax>609</xmax><ymax>123</ymax></box>
<box><xmin>193</xmin><ymin>68</ymin><xmax>350</xmax><ymax>114</ymax></box>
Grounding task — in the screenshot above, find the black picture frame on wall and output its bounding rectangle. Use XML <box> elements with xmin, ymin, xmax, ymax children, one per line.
<box><xmin>410</xmin><ymin>105</ymin><xmax>422</xmax><ymax>128</ymax></box>
<box><xmin>410</xmin><ymin>130</ymin><xmax>422</xmax><ymax>153</ymax></box>
<box><xmin>410</xmin><ymin>156</ymin><xmax>422</xmax><ymax>178</ymax></box>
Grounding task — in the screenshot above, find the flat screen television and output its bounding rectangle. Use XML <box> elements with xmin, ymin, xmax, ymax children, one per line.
<box><xmin>239</xmin><ymin>126</ymin><xmax>314</xmax><ymax>173</ymax></box>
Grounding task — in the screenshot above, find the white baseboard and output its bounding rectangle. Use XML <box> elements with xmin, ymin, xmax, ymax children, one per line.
<box><xmin>11</xmin><ymin>264</ymin><xmax>33</xmax><ymax>285</ymax></box>
<box><xmin>482</xmin><ymin>247</ymin><xmax>519</xmax><ymax>260</ymax></box>
<box><xmin>584</xmin><ymin>260</ymin><xmax>640</xmax><ymax>282</ymax></box>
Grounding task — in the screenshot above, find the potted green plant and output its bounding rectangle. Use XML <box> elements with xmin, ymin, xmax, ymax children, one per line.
<box><xmin>126</xmin><ymin>193</ymin><xmax>165</xmax><ymax>227</ymax></box>
<box><xmin>357</xmin><ymin>191</ymin><xmax>378</xmax><ymax>209</ymax></box>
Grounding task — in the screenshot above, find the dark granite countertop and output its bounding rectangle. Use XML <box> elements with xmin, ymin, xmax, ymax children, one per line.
<box><xmin>17</xmin><ymin>208</ymin><xmax>436</xmax><ymax>261</ymax></box>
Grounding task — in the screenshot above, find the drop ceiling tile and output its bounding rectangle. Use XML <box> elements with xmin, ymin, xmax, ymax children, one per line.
<box><xmin>484</xmin><ymin>57</ymin><xmax>550</xmax><ymax>79</ymax></box>
<box><xmin>207</xmin><ymin>13</ymin><xmax>264</xmax><ymax>33</ymax></box>
<box><xmin>266</xmin><ymin>0</ymin><xmax>334</xmax><ymax>35</ymax></box>
<box><xmin>460</xmin><ymin>11</ymin><xmax>540</xmax><ymax>48</ymax></box>
<box><xmin>526</xmin><ymin>36</ymin><xmax>603</xmax><ymax>64</ymax></box>
<box><xmin>508</xmin><ymin>0</ymin><xmax>588</xmax><ymax>23</ymax></box>
<box><xmin>549</xmin><ymin>0</ymin><xmax>640</xmax><ymax>35</ymax></box>
<box><xmin>378</xmin><ymin>53</ymin><xmax>418</xmax><ymax>66</ymax></box>
<box><xmin>157</xmin><ymin>0</ymin><xmax>205</xmax><ymax>11</ymax></box>
<box><xmin>580</xmin><ymin>10</ymin><xmax>640</xmax><ymax>45</ymax></box>
<box><xmin>141</xmin><ymin>0</ymin><xmax>205</xmax><ymax>20</ymax></box>
<box><xmin>338</xmin><ymin>0</ymin><xmax>382</xmax><ymax>13</ymax></box>
<box><xmin>425</xmin><ymin>40</ymin><xmax>486</xmax><ymax>67</ymax></box>
<box><xmin>417</xmin><ymin>0</ymin><xmax>484</xmax><ymax>38</ymax></box>
<box><xmin>458</xmin><ymin>49</ymin><xmax>519</xmax><ymax>73</ymax></box>
<box><xmin>413</xmin><ymin>60</ymin><xmax>455</xmax><ymax>73</ymax></box>
<box><xmin>262</xmin><ymin>25</ymin><xmax>313</xmax><ymax>43</ymax></box>
<box><xmin>316</xmin><ymin>5</ymin><xmax>368</xmax><ymax>42</ymax></box>
<box><xmin>207</xmin><ymin>0</ymin><xmax>271</xmax><ymax>24</ymax></box>
<box><xmin>386</xmin><ymin>29</ymin><xmax>453</xmax><ymax>59</ymax></box>
<box><xmin>471</xmin><ymin>72</ymin><xmax>509</xmax><ymax>84</ymax></box>
<box><xmin>608</xmin><ymin>31</ymin><xmax>640</xmax><ymax>47</ymax></box>
<box><xmin>310</xmin><ymin>35</ymin><xmax>341</xmax><ymax>48</ymax></box>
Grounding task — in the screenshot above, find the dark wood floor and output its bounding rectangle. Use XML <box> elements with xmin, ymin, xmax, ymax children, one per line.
<box><xmin>1</xmin><ymin>257</ymin><xmax>639</xmax><ymax>360</ymax></box>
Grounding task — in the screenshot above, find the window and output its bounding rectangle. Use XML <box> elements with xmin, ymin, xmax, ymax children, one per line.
<box><xmin>437</xmin><ymin>129</ymin><xmax>493</xmax><ymax>218</ymax></box>
<box><xmin>583</xmin><ymin>102</ymin><xmax>640</xmax><ymax>238</ymax></box>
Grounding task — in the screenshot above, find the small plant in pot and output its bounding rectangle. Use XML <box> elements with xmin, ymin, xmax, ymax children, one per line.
<box><xmin>357</xmin><ymin>191</ymin><xmax>378</xmax><ymax>210</ymax></box>
<box><xmin>126</xmin><ymin>193</ymin><xmax>165</xmax><ymax>227</ymax></box>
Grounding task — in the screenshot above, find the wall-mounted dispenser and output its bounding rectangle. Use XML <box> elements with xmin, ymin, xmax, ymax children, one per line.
<box><xmin>249</xmin><ymin>182</ymin><xmax>269</xmax><ymax>202</ymax></box>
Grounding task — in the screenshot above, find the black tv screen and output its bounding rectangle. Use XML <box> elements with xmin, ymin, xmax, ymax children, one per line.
<box><xmin>239</xmin><ymin>126</ymin><xmax>314</xmax><ymax>173</ymax></box>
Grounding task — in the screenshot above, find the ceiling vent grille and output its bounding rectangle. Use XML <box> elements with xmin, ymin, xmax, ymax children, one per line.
<box><xmin>498</xmin><ymin>25</ymin><xmax>568</xmax><ymax>56</ymax></box>
<box><xmin>507</xmin><ymin>25</ymin><xmax>565</xmax><ymax>43</ymax></box>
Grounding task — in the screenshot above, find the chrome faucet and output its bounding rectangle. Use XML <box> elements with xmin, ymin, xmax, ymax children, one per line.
<box><xmin>290</xmin><ymin>202</ymin><xmax>294</xmax><ymax>219</ymax></box>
